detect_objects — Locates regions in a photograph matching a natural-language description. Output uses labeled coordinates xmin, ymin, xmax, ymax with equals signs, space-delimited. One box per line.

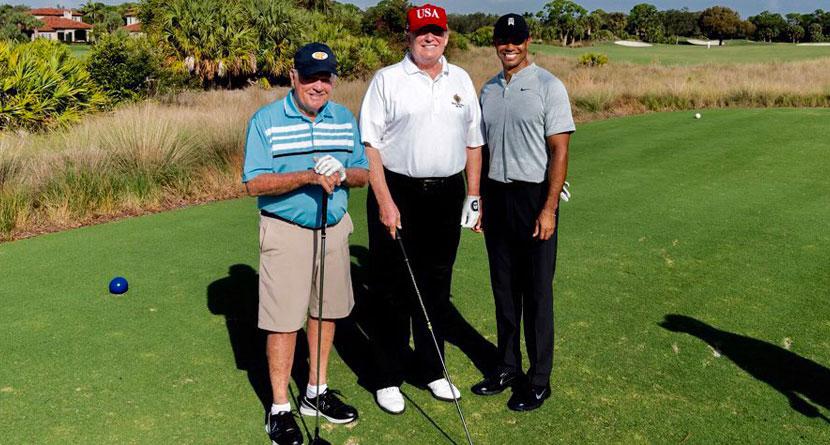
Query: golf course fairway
xmin=1 ymin=108 xmax=828 ymax=444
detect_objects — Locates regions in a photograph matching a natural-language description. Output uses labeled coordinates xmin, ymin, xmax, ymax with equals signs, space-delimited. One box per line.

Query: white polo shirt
xmin=359 ymin=54 xmax=485 ymax=178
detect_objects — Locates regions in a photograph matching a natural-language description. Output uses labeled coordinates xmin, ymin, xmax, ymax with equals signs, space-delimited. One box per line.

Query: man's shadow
xmin=207 ymin=264 xmax=310 ymax=411
xmin=660 ymin=314 xmax=830 ymax=422
xmin=334 ymin=246 xmax=498 ymax=393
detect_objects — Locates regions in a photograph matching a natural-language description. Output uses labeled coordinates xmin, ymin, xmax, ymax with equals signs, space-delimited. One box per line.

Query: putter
xmin=311 ymin=192 xmax=331 ymax=445
xmin=395 ymin=231 xmax=474 ymax=445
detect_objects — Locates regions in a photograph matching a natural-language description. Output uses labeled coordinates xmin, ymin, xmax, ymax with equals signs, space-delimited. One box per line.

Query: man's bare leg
xmin=307 ymin=317 xmax=335 ymax=387
xmin=267 ymin=331 xmax=297 ymax=404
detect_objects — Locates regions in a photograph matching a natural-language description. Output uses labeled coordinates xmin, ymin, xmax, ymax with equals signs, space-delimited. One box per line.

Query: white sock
xmin=270 ymin=402 xmax=291 ymax=415
xmin=307 ymin=383 xmax=328 ymax=399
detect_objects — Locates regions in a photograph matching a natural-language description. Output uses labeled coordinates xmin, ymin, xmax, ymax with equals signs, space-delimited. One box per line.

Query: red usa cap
xmin=407 ymin=4 xmax=447 ymax=32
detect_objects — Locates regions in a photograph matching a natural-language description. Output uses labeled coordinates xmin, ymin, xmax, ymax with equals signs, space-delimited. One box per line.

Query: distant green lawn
xmin=2 ymin=109 xmax=829 ymax=443
xmin=533 ymin=41 xmax=830 ymax=65
xmin=68 ymin=43 xmax=91 ymax=59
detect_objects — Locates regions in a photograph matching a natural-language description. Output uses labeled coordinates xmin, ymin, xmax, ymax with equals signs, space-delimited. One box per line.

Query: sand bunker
xmin=797 ymin=42 xmax=830 ymax=46
xmin=614 ymin=40 xmax=653 ymax=47
xmin=686 ymin=39 xmax=719 ymax=46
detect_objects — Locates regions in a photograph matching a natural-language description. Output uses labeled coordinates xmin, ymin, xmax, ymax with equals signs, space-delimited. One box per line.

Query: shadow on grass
xmin=400 ymin=389 xmax=459 ymax=445
xmin=206 ymin=264 xmax=310 ymax=412
xmin=334 ymin=245 xmax=498 ymax=394
xmin=660 ymin=314 xmax=830 ymax=423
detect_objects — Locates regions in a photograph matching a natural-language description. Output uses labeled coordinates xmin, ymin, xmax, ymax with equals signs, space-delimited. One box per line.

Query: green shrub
xmin=448 ymin=32 xmax=470 ymax=52
xmin=468 ymin=26 xmax=494 ymax=47
xmin=578 ymin=52 xmax=608 ymax=67
xmin=593 ymin=30 xmax=616 ymax=42
xmin=87 ymin=32 xmax=160 ymax=103
xmin=0 ymin=39 xmax=107 ymax=131
xmin=330 ymin=35 xmax=398 ymax=80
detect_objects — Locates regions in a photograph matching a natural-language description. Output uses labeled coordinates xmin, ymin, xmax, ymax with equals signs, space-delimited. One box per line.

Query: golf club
xmin=395 ymin=230 xmax=474 ymax=445
xmin=311 ymin=192 xmax=331 ymax=445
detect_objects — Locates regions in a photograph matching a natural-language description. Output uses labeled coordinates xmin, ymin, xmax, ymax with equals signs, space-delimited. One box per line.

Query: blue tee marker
xmin=109 ymin=277 xmax=129 ymax=295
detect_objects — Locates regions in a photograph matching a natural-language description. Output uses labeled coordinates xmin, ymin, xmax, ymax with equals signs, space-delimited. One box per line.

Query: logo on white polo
xmin=311 ymin=52 xmax=328 ymax=60
xmin=451 ymin=93 xmax=463 ymax=108
xmin=416 ymin=7 xmax=440 ymax=19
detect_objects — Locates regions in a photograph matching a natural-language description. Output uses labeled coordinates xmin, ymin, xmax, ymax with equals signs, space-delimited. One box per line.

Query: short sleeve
xmin=543 ymin=78 xmax=576 ymax=137
xmin=359 ymin=72 xmax=387 ymax=150
xmin=466 ymin=78 xmax=485 ymax=147
xmin=242 ymin=114 xmax=273 ymax=182
xmin=348 ymin=114 xmax=369 ymax=169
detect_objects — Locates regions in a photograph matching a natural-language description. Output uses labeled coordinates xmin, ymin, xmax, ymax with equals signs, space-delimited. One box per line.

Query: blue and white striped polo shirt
xmin=242 ymin=91 xmax=369 ymax=228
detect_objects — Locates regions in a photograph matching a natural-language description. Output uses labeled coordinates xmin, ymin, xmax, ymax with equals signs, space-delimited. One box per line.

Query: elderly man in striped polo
xmin=242 ymin=42 xmax=369 ymax=445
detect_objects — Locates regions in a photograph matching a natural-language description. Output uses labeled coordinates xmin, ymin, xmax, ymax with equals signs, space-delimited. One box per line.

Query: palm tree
xmin=158 ymin=0 xmax=257 ymax=87
xmin=243 ymin=0 xmax=303 ymax=80
xmin=79 ymin=0 xmax=105 ymax=24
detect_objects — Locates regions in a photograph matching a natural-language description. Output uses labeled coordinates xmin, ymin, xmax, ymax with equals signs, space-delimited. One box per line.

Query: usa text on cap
xmin=407 ymin=4 xmax=447 ymax=32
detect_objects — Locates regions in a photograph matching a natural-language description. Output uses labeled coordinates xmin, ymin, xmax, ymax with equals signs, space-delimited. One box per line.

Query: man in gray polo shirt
xmin=472 ymin=13 xmax=575 ymax=412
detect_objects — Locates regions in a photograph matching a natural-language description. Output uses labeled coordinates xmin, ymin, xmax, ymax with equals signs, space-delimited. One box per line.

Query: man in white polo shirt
xmin=359 ymin=3 xmax=484 ymax=414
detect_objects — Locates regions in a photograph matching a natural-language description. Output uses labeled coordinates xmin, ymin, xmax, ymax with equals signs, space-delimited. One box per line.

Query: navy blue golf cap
xmin=494 ymin=14 xmax=530 ymax=43
xmin=294 ymin=43 xmax=338 ymax=77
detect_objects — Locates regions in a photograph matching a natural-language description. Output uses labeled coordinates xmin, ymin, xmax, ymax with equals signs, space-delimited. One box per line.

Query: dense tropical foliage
xmin=0 ymin=40 xmax=106 ymax=131
xmin=139 ymin=0 xmax=397 ymax=87
xmin=0 ymin=5 xmax=42 ymax=42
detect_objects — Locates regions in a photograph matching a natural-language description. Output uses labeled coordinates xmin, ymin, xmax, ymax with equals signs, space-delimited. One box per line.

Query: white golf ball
xmin=695 ymin=113 xmax=701 ymax=119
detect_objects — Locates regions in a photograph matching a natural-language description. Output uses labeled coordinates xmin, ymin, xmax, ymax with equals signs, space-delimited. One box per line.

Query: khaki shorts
xmin=257 ymin=213 xmax=355 ymax=332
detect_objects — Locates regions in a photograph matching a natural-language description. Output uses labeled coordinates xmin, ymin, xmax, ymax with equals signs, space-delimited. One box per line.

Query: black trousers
xmin=367 ymin=170 xmax=465 ymax=389
xmin=483 ymin=179 xmax=558 ymax=387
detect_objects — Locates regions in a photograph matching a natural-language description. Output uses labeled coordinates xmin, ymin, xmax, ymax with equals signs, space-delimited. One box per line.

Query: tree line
xmin=449 ymin=1 xmax=830 ymax=46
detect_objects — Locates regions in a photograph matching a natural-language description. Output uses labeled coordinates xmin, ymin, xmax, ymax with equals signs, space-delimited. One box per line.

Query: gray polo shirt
xmin=480 ymin=63 xmax=575 ymax=183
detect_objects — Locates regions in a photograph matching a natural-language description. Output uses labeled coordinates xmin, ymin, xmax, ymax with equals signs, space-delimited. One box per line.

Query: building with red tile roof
xmin=24 ymin=9 xmax=91 ymax=43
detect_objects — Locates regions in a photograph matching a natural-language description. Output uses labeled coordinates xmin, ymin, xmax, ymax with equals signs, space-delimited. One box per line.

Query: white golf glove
xmin=560 ymin=181 xmax=571 ymax=202
xmin=313 ymin=155 xmax=346 ymax=181
xmin=460 ymin=195 xmax=481 ymax=228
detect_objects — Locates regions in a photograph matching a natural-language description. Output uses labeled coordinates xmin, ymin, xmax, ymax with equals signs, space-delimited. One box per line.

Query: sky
xmin=14 ymin=0 xmax=830 ymax=18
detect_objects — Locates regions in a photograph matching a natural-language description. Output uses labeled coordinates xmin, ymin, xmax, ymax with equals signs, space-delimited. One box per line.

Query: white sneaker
xmin=427 ymin=378 xmax=461 ymax=402
xmin=375 ymin=386 xmax=405 ymax=414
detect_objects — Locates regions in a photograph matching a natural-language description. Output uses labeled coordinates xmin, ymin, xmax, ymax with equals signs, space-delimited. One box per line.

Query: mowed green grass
xmin=533 ymin=41 xmax=830 ymax=65
xmin=68 ymin=44 xmax=91 ymax=59
xmin=2 ymin=108 xmax=829 ymax=444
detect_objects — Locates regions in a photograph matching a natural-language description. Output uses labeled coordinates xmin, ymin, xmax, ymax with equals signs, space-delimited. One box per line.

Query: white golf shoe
xmin=376 ymin=386 xmax=405 ymax=414
xmin=427 ymin=378 xmax=461 ymax=402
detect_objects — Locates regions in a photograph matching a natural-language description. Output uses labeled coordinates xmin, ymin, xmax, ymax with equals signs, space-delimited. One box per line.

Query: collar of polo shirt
xmin=499 ymin=62 xmax=536 ymax=84
xmin=403 ymin=53 xmax=450 ymax=77
xmin=284 ymin=89 xmax=334 ymax=121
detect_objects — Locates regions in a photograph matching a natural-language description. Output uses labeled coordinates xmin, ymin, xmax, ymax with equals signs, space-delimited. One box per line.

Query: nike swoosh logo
xmin=521 ymin=88 xmax=531 ymax=91
xmin=535 ymin=390 xmax=546 ymax=400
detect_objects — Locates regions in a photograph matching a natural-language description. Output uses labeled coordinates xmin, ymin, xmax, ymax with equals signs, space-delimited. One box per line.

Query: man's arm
xmin=365 ymin=144 xmax=400 ymax=238
xmin=343 ymin=168 xmax=369 ymax=188
xmin=465 ymin=146 xmax=482 ymax=196
xmin=533 ymin=133 xmax=570 ymax=240
xmin=246 ymin=170 xmax=339 ymax=196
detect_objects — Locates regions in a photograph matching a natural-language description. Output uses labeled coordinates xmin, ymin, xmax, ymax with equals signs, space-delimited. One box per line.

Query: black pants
xmin=483 ymin=179 xmax=558 ymax=387
xmin=367 ymin=169 xmax=465 ymax=389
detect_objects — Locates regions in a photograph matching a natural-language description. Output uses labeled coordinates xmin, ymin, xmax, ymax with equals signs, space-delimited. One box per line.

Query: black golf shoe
xmin=265 ymin=411 xmax=303 ymax=445
xmin=299 ymin=389 xmax=359 ymax=424
xmin=471 ymin=372 xmax=519 ymax=396
xmin=507 ymin=382 xmax=551 ymax=412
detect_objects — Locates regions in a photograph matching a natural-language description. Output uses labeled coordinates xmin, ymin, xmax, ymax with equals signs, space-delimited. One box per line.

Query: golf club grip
xmin=320 ymin=191 xmax=328 ymax=235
